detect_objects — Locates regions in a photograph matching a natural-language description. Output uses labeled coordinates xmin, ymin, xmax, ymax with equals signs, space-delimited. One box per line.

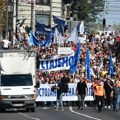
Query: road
xmin=0 ymin=106 xmax=120 ymax=120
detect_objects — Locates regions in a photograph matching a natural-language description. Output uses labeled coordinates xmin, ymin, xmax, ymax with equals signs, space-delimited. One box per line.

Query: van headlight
xmin=0 ymin=95 xmax=11 ymax=99
xmin=25 ymin=94 xmax=35 ymax=99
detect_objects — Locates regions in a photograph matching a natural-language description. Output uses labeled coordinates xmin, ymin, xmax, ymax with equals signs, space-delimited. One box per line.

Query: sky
xmin=104 ymin=0 xmax=120 ymax=25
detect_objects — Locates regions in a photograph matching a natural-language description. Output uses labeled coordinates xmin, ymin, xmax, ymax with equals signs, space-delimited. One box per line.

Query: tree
xmin=0 ymin=0 xmax=6 ymax=38
xmin=62 ymin=0 xmax=105 ymax=23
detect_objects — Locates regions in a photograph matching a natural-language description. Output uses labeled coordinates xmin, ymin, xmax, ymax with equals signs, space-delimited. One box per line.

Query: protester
xmin=112 ymin=78 xmax=120 ymax=112
xmin=104 ymin=76 xmax=113 ymax=109
xmin=91 ymin=77 xmax=98 ymax=109
xmin=55 ymin=78 xmax=64 ymax=111
xmin=1 ymin=19 xmax=120 ymax=112
xmin=94 ymin=78 xmax=106 ymax=112
xmin=76 ymin=77 xmax=87 ymax=110
xmin=2 ymin=37 xmax=11 ymax=49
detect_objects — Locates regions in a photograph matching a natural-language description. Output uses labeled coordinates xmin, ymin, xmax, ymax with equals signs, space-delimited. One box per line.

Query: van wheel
xmin=31 ymin=107 xmax=35 ymax=112
xmin=26 ymin=108 xmax=29 ymax=112
xmin=0 ymin=108 xmax=5 ymax=112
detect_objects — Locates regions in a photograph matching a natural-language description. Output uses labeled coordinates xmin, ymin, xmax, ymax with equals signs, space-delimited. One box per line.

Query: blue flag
xmin=108 ymin=54 xmax=114 ymax=78
xmin=77 ymin=22 xmax=80 ymax=32
xmin=52 ymin=23 xmax=64 ymax=35
xmin=28 ymin=31 xmax=39 ymax=47
xmin=53 ymin=15 xmax=66 ymax=27
xmin=35 ymin=21 xmax=52 ymax=35
xmin=28 ymin=31 xmax=52 ymax=47
xmin=69 ymin=42 xmax=80 ymax=74
xmin=40 ymin=33 xmax=52 ymax=47
xmin=84 ymin=49 xmax=91 ymax=81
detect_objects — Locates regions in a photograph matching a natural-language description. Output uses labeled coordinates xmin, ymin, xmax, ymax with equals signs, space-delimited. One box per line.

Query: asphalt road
xmin=0 ymin=106 xmax=120 ymax=120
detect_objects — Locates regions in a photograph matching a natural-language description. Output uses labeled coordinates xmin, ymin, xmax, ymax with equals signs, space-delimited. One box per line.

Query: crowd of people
xmin=0 ymin=26 xmax=120 ymax=113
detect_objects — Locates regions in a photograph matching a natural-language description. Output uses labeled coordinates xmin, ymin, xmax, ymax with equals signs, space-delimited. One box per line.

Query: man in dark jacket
xmin=55 ymin=79 xmax=64 ymax=111
xmin=76 ymin=78 xmax=87 ymax=110
xmin=104 ymin=77 xmax=113 ymax=109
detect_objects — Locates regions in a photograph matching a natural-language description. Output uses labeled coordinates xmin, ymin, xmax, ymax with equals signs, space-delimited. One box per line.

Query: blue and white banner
xmin=39 ymin=54 xmax=74 ymax=71
xmin=35 ymin=83 xmax=94 ymax=101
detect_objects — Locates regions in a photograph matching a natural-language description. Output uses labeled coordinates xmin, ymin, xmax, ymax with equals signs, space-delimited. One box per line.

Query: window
xmin=36 ymin=14 xmax=50 ymax=26
xmin=36 ymin=0 xmax=50 ymax=5
xmin=1 ymin=74 xmax=33 ymax=86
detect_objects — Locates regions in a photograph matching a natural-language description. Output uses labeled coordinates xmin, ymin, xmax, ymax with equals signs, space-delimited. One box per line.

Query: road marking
xmin=19 ymin=112 xmax=40 ymax=120
xmin=69 ymin=106 xmax=102 ymax=120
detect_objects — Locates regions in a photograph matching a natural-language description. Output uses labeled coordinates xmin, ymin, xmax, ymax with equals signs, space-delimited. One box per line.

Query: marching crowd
xmin=1 ymin=27 xmax=120 ymax=113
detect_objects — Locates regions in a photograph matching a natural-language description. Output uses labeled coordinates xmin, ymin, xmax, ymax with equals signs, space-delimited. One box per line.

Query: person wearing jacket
xmin=76 ymin=78 xmax=87 ymax=110
xmin=104 ymin=77 xmax=113 ymax=109
xmin=55 ymin=79 xmax=64 ymax=111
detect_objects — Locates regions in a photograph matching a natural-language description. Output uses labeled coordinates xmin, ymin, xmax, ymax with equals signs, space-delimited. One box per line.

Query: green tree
xmin=0 ymin=0 xmax=6 ymax=38
xmin=62 ymin=0 xmax=105 ymax=22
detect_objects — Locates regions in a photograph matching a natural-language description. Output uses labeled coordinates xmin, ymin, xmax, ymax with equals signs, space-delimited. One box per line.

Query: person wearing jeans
xmin=55 ymin=79 xmax=64 ymax=111
xmin=76 ymin=78 xmax=87 ymax=110
xmin=112 ymin=78 xmax=120 ymax=112
xmin=56 ymin=93 xmax=63 ymax=111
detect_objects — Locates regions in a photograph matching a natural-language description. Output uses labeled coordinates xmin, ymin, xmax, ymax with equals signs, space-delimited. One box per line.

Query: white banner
xmin=58 ymin=47 xmax=74 ymax=55
xmin=35 ymin=83 xmax=94 ymax=101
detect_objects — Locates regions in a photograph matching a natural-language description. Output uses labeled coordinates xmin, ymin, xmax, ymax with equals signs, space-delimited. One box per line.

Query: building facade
xmin=12 ymin=0 xmax=62 ymax=32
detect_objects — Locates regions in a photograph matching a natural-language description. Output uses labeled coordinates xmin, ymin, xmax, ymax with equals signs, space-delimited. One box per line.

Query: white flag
xmin=66 ymin=28 xmax=78 ymax=43
xmin=98 ymin=59 xmax=103 ymax=73
xmin=90 ymin=68 xmax=97 ymax=78
xmin=54 ymin=28 xmax=59 ymax=43
xmin=80 ymin=21 xmax=84 ymax=35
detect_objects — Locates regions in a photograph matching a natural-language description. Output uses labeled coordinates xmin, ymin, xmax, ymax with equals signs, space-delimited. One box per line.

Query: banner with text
xmin=35 ymin=83 xmax=94 ymax=101
xmin=39 ymin=54 xmax=74 ymax=71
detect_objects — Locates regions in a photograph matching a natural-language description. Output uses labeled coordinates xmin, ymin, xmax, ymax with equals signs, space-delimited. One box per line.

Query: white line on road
xmin=69 ymin=106 xmax=102 ymax=120
xmin=19 ymin=112 xmax=40 ymax=120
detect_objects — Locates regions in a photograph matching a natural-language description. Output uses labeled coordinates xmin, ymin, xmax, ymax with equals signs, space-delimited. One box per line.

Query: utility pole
xmin=16 ymin=0 xmax=18 ymax=39
xmin=6 ymin=0 xmax=8 ymax=38
xmin=30 ymin=0 xmax=35 ymax=33
xmin=103 ymin=0 xmax=107 ymax=33
xmin=50 ymin=0 xmax=52 ymax=26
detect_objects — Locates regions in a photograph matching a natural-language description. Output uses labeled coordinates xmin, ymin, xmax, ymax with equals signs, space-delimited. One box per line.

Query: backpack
xmin=62 ymin=82 xmax=68 ymax=93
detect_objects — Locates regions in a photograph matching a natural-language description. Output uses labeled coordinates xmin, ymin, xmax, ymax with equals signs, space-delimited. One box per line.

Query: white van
xmin=0 ymin=50 xmax=36 ymax=112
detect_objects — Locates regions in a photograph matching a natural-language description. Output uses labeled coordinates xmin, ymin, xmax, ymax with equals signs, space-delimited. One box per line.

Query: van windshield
xmin=1 ymin=74 xmax=33 ymax=86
